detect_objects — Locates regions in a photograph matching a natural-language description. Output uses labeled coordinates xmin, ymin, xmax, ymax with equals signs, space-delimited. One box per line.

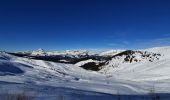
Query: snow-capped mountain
xmin=1 ymin=46 xmax=170 ymax=99
xmin=31 ymin=48 xmax=47 ymax=56
xmin=14 ymin=49 xmax=90 ymax=57
xmin=65 ymin=50 xmax=89 ymax=56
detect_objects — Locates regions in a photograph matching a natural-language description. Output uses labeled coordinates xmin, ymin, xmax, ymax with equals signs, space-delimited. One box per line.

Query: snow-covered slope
xmin=0 ymin=52 xmax=117 ymax=95
xmin=1 ymin=46 xmax=170 ymax=98
xmin=75 ymin=59 xmax=100 ymax=67
xmin=100 ymin=49 xmax=124 ymax=56
xmin=101 ymin=50 xmax=162 ymax=74
xmin=145 ymin=46 xmax=170 ymax=59
xmin=100 ymin=46 xmax=170 ymax=85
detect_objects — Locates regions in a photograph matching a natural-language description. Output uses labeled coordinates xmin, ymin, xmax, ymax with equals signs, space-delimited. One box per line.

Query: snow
xmin=100 ymin=49 xmax=124 ymax=56
xmin=75 ymin=59 xmax=100 ymax=66
xmin=1 ymin=46 xmax=170 ymax=99
xmin=32 ymin=49 xmax=89 ymax=57
xmin=31 ymin=48 xmax=47 ymax=56
xmin=145 ymin=46 xmax=170 ymax=59
xmin=15 ymin=49 xmax=90 ymax=58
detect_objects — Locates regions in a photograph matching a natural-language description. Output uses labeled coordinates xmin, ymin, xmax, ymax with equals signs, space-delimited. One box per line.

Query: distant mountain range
xmin=8 ymin=47 xmax=163 ymax=71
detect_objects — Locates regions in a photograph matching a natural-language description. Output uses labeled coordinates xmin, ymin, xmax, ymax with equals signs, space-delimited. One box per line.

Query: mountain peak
xmin=31 ymin=48 xmax=47 ymax=56
xmin=36 ymin=48 xmax=45 ymax=52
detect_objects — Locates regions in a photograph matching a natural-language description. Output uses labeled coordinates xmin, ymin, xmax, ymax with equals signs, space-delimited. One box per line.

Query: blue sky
xmin=0 ymin=0 xmax=170 ymax=51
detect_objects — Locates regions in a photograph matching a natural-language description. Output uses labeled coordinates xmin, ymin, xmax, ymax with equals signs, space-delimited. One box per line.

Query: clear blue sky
xmin=0 ymin=0 xmax=170 ymax=51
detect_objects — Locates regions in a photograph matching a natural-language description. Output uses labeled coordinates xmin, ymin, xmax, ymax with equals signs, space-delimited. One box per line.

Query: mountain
xmin=1 ymin=46 xmax=170 ymax=99
xmin=15 ymin=49 xmax=90 ymax=57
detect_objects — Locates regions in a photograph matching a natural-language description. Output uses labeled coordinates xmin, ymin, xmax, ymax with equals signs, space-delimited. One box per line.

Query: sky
xmin=0 ymin=0 xmax=170 ymax=51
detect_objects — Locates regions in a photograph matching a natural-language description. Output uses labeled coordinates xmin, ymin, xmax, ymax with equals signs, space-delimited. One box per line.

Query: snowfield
xmin=0 ymin=46 xmax=170 ymax=99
